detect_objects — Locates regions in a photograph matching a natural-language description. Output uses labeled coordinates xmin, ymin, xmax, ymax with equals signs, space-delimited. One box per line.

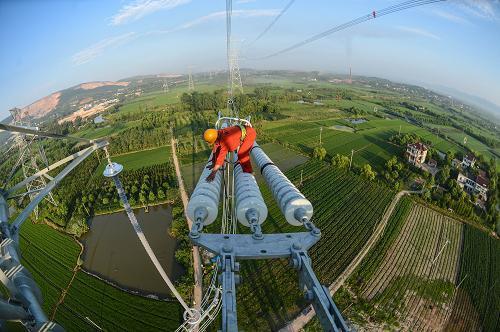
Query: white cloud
xmin=397 ymin=26 xmax=441 ymax=40
xmin=73 ymin=9 xmax=278 ymax=65
xmin=457 ymin=0 xmax=499 ymax=20
xmin=110 ymin=0 xmax=191 ymax=26
xmin=149 ymin=9 xmax=279 ymax=34
xmin=432 ymin=9 xmax=471 ymax=25
xmin=72 ymin=32 xmax=137 ymax=65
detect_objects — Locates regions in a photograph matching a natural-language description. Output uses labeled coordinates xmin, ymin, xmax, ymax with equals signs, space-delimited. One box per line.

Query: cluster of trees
xmin=389 ymin=133 xmax=431 ymax=147
xmin=86 ymin=163 xmax=177 ymax=212
xmin=318 ymin=151 xmax=377 ymax=181
xmin=169 ymin=206 xmax=194 ymax=299
xmin=382 ymin=156 xmax=406 ymax=190
xmin=312 ymin=146 xmax=327 ymax=161
xmin=341 ymin=106 xmax=367 ymax=117
xmin=108 ymin=111 xmax=174 ymax=154
xmin=331 ymin=154 xmax=350 ymax=169
xmin=37 ymin=155 xmax=100 ymax=236
xmin=35 ymin=158 xmax=177 ymax=236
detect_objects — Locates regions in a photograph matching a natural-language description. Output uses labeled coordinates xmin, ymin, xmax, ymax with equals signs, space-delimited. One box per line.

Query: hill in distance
xmin=2 ymin=70 xmax=499 ymax=128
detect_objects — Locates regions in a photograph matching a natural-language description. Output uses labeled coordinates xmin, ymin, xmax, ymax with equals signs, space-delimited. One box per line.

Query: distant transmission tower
xmin=229 ymin=43 xmax=243 ymax=94
xmin=8 ymin=108 xmax=56 ymax=219
xmin=348 ymin=66 xmax=352 ymax=84
xmin=188 ymin=67 xmax=195 ymax=92
xmin=163 ymin=80 xmax=169 ymax=93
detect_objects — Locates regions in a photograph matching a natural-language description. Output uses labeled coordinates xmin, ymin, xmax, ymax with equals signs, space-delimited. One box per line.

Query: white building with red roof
xmin=457 ymin=170 xmax=490 ymax=202
xmin=405 ymin=142 xmax=428 ymax=165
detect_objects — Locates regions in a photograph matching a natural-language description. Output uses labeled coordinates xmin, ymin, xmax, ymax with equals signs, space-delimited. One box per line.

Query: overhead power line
xmin=257 ymin=0 xmax=447 ymax=60
xmin=248 ymin=0 xmax=295 ymax=46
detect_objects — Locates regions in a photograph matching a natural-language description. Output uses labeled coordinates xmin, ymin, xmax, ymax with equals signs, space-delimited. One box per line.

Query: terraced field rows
xmin=236 ymin=160 xmax=395 ymax=331
xmin=19 ymin=220 xmax=183 ymax=331
xmin=446 ymin=224 xmax=500 ymax=332
xmin=362 ymin=205 xmax=462 ymax=299
xmin=347 ymin=203 xmax=464 ymax=331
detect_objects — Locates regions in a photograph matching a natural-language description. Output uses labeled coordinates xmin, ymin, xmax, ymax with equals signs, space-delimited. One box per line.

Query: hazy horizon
xmin=1 ymin=0 xmax=500 ymax=118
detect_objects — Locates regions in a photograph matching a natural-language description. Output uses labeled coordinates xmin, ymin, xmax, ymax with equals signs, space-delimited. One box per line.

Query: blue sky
xmin=0 ymin=0 xmax=499 ymax=119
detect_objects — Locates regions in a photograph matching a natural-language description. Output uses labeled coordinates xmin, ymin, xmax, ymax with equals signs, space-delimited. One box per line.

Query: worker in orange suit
xmin=203 ymin=124 xmax=256 ymax=182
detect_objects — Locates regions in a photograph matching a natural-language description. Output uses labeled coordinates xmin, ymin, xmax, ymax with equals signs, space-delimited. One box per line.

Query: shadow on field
xmin=297 ymin=143 xmax=313 ymax=156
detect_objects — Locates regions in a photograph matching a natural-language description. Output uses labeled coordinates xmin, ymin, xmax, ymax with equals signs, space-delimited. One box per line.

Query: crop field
xmin=74 ymin=121 xmax=140 ymax=139
xmin=58 ymin=271 xmax=182 ymax=331
xmin=344 ymin=199 xmax=500 ymax=331
xmin=262 ymin=116 xmax=465 ymax=172
xmin=118 ymin=84 xmax=224 ymax=116
xmin=351 ymin=203 xmax=463 ymax=330
xmin=19 ymin=220 xmax=81 ymax=313
xmin=94 ymin=145 xmax=171 ymax=175
xmin=18 ymin=220 xmax=183 ymax=331
xmin=446 ymin=224 xmax=500 ymax=332
xmin=426 ymin=124 xmax=498 ymax=161
xmin=235 ymin=160 xmax=395 ymax=330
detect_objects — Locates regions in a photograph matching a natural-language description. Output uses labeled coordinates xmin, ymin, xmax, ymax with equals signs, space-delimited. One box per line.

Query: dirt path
xmin=50 ymin=238 xmax=84 ymax=320
xmin=170 ymin=137 xmax=203 ymax=320
xmin=280 ymin=189 xmax=422 ymax=331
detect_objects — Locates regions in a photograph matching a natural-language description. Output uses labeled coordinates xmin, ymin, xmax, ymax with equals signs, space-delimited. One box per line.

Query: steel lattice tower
xmin=162 ymin=80 xmax=169 ymax=93
xmin=9 ymin=108 xmax=56 ymax=219
xmin=229 ymin=44 xmax=243 ymax=94
xmin=188 ymin=67 xmax=195 ymax=92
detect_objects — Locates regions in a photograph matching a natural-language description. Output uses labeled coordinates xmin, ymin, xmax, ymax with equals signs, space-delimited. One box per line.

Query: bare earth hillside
xmin=20 ymin=92 xmax=61 ymax=119
xmin=75 ymin=81 xmax=129 ymax=90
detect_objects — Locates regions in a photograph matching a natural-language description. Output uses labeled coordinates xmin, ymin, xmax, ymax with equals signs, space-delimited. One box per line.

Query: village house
xmin=457 ymin=170 xmax=489 ymax=203
xmin=462 ymin=153 xmax=476 ymax=168
xmin=405 ymin=142 xmax=428 ymax=165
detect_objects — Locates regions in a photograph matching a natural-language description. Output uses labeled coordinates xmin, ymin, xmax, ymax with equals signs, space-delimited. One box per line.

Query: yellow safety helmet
xmin=203 ymin=129 xmax=218 ymax=145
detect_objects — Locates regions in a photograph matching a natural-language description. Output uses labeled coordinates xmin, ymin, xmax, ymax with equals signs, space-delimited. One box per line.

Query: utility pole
xmin=300 ymin=169 xmax=303 ymax=186
xmin=398 ymin=125 xmax=402 ymax=136
xmin=319 ymin=127 xmax=323 ymax=146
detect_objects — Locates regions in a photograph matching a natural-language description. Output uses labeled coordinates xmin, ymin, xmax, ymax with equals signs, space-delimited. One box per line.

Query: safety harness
xmin=235 ymin=124 xmax=247 ymax=154
xmin=237 ymin=123 xmax=247 ymax=142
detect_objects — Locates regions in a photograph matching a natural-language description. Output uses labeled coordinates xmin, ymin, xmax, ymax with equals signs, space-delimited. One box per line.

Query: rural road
xmin=280 ymin=189 xmax=422 ymax=331
xmin=171 ymin=137 xmax=203 ymax=325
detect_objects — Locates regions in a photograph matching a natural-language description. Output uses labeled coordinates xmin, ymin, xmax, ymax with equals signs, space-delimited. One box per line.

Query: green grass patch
xmin=94 ymin=145 xmax=172 ymax=175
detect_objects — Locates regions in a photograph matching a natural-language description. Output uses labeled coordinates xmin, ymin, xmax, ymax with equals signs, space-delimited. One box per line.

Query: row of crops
xmin=355 ymin=204 xmax=461 ymax=328
xmin=344 ymin=198 xmax=500 ymax=332
xmin=354 ymin=204 xmax=462 ymax=330
xmin=19 ymin=220 xmax=183 ymax=331
xmin=262 ymin=116 xmax=464 ymax=171
xmin=235 ymin=160 xmax=395 ymax=331
xmin=446 ymin=224 xmax=500 ymax=332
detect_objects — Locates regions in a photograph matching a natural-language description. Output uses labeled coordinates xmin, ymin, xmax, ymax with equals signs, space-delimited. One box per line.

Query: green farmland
xmin=94 ymin=145 xmax=171 ymax=175
xmin=263 ymin=116 xmax=461 ymax=172
xmin=235 ymin=160 xmax=395 ymax=330
xmin=19 ymin=220 xmax=182 ymax=331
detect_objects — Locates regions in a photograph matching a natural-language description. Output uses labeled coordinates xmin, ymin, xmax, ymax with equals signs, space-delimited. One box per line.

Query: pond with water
xmin=82 ymin=204 xmax=184 ymax=297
